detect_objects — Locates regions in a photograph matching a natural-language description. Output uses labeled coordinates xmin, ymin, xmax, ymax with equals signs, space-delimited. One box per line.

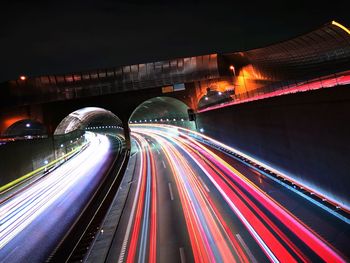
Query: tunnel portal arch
xmin=129 ymin=97 xmax=195 ymax=129
xmin=3 ymin=119 xmax=47 ymax=138
xmin=54 ymin=107 xmax=123 ymax=135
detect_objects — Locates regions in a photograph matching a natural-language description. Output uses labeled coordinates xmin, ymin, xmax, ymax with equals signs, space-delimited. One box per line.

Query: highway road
xmin=0 ymin=132 xmax=120 ymax=263
xmin=109 ymin=124 xmax=349 ymax=263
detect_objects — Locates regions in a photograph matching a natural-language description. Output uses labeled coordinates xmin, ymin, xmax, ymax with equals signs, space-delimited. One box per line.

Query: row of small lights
xmin=43 ymin=137 xmax=82 ymax=166
xmin=129 ymin=118 xmax=186 ymax=124
xmin=85 ymin=125 xmax=122 ymax=130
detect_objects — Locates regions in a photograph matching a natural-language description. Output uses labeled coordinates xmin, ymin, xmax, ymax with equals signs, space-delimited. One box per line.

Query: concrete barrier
xmin=196 ymin=85 xmax=350 ymax=208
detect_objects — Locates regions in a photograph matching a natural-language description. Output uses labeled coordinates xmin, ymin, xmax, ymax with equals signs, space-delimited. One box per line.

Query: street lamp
xmin=229 ymin=65 xmax=236 ymax=77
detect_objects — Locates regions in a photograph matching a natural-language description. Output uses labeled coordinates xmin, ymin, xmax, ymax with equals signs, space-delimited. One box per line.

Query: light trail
xmin=139 ymin=123 xmax=350 ymax=216
xmin=0 ymin=132 xmax=110 ymax=251
xmin=127 ymin=124 xmax=347 ymax=262
xmin=124 ymin=133 xmax=157 ymax=263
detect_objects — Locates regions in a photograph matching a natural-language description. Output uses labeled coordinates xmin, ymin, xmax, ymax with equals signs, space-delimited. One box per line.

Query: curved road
xmin=108 ymin=124 xmax=349 ymax=263
xmin=0 ymin=132 xmax=120 ymax=263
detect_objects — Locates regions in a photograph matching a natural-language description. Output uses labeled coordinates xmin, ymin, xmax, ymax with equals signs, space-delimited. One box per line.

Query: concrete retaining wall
xmin=0 ymin=130 xmax=84 ymax=187
xmin=196 ymin=85 xmax=350 ymax=208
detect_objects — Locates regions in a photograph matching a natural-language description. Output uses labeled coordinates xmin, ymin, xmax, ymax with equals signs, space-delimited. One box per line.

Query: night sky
xmin=1 ymin=0 xmax=349 ymax=82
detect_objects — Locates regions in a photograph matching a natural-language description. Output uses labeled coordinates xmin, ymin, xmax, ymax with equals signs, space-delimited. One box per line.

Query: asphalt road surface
xmin=108 ymin=124 xmax=349 ymax=263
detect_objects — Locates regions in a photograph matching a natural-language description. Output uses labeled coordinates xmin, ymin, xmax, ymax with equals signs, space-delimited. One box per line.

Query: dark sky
xmin=1 ymin=0 xmax=349 ymax=82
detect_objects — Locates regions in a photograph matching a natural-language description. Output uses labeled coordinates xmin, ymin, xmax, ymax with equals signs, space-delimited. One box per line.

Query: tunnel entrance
xmin=54 ymin=107 xmax=124 ymax=136
xmin=3 ymin=119 xmax=47 ymax=139
xmin=54 ymin=107 xmax=126 ymax=149
xmin=129 ymin=97 xmax=195 ymax=130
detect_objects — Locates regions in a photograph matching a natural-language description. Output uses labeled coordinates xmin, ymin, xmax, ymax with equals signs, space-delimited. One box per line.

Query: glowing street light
xmin=25 ymin=123 xmax=31 ymax=128
xmin=19 ymin=75 xmax=26 ymax=81
xmin=229 ymin=65 xmax=236 ymax=76
xmin=205 ymin=97 xmax=208 ymax=101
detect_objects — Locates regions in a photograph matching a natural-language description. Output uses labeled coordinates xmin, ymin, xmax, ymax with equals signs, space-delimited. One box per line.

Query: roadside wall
xmin=196 ymin=85 xmax=350 ymax=208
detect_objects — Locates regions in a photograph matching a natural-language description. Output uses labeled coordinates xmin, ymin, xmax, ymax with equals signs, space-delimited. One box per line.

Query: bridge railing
xmin=0 ymin=54 xmax=220 ymax=108
xmin=198 ymin=70 xmax=350 ymax=112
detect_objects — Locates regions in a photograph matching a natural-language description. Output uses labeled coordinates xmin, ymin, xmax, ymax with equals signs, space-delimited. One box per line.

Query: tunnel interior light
xmin=25 ymin=123 xmax=31 ymax=128
xmin=181 ymin=118 xmax=184 ymax=121
xmin=199 ymin=128 xmax=204 ymax=133
xmin=60 ymin=144 xmax=64 ymax=148
xmin=173 ymin=118 xmax=176 ymax=121
xmin=166 ymin=118 xmax=169 ymax=121
xmin=205 ymin=97 xmax=208 ymax=101
xmin=44 ymin=160 xmax=48 ymax=165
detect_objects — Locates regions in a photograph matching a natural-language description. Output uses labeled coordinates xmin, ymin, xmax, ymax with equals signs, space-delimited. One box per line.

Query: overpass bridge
xmin=0 ymin=21 xmax=349 ymax=134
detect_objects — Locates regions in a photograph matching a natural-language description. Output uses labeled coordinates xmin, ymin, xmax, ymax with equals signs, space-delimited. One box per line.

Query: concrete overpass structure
xmin=0 ymin=21 xmax=349 ymax=135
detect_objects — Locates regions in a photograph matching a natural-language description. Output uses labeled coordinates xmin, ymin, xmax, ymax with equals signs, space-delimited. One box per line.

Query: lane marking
xmin=179 ymin=247 xmax=186 ymax=263
xmin=157 ymin=149 xmax=160 ymax=155
xmin=235 ymin=234 xmax=258 ymax=263
xmin=117 ymin=141 xmax=144 ymax=263
xmin=168 ymin=183 xmax=174 ymax=201
xmin=198 ymin=176 xmax=210 ymax=192
xmin=162 ymin=160 xmax=166 ymax=169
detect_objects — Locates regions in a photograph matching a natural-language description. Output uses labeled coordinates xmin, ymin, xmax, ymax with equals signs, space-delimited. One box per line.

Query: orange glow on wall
xmin=0 ymin=116 xmax=28 ymax=135
xmin=4 ymin=117 xmax=25 ymax=127
xmin=233 ymin=65 xmax=272 ymax=95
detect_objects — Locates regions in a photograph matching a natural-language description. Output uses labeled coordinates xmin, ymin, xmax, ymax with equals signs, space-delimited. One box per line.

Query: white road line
xmin=179 ymin=247 xmax=186 ymax=263
xmin=235 ymin=234 xmax=258 ymax=263
xmin=162 ymin=160 xmax=166 ymax=169
xmin=198 ymin=176 xmax=210 ymax=192
xmin=117 ymin=141 xmax=144 ymax=263
xmin=157 ymin=149 xmax=160 ymax=155
xmin=168 ymin=183 xmax=174 ymax=201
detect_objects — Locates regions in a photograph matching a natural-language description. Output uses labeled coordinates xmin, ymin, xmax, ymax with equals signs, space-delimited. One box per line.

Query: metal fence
xmin=199 ymin=70 xmax=350 ymax=112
